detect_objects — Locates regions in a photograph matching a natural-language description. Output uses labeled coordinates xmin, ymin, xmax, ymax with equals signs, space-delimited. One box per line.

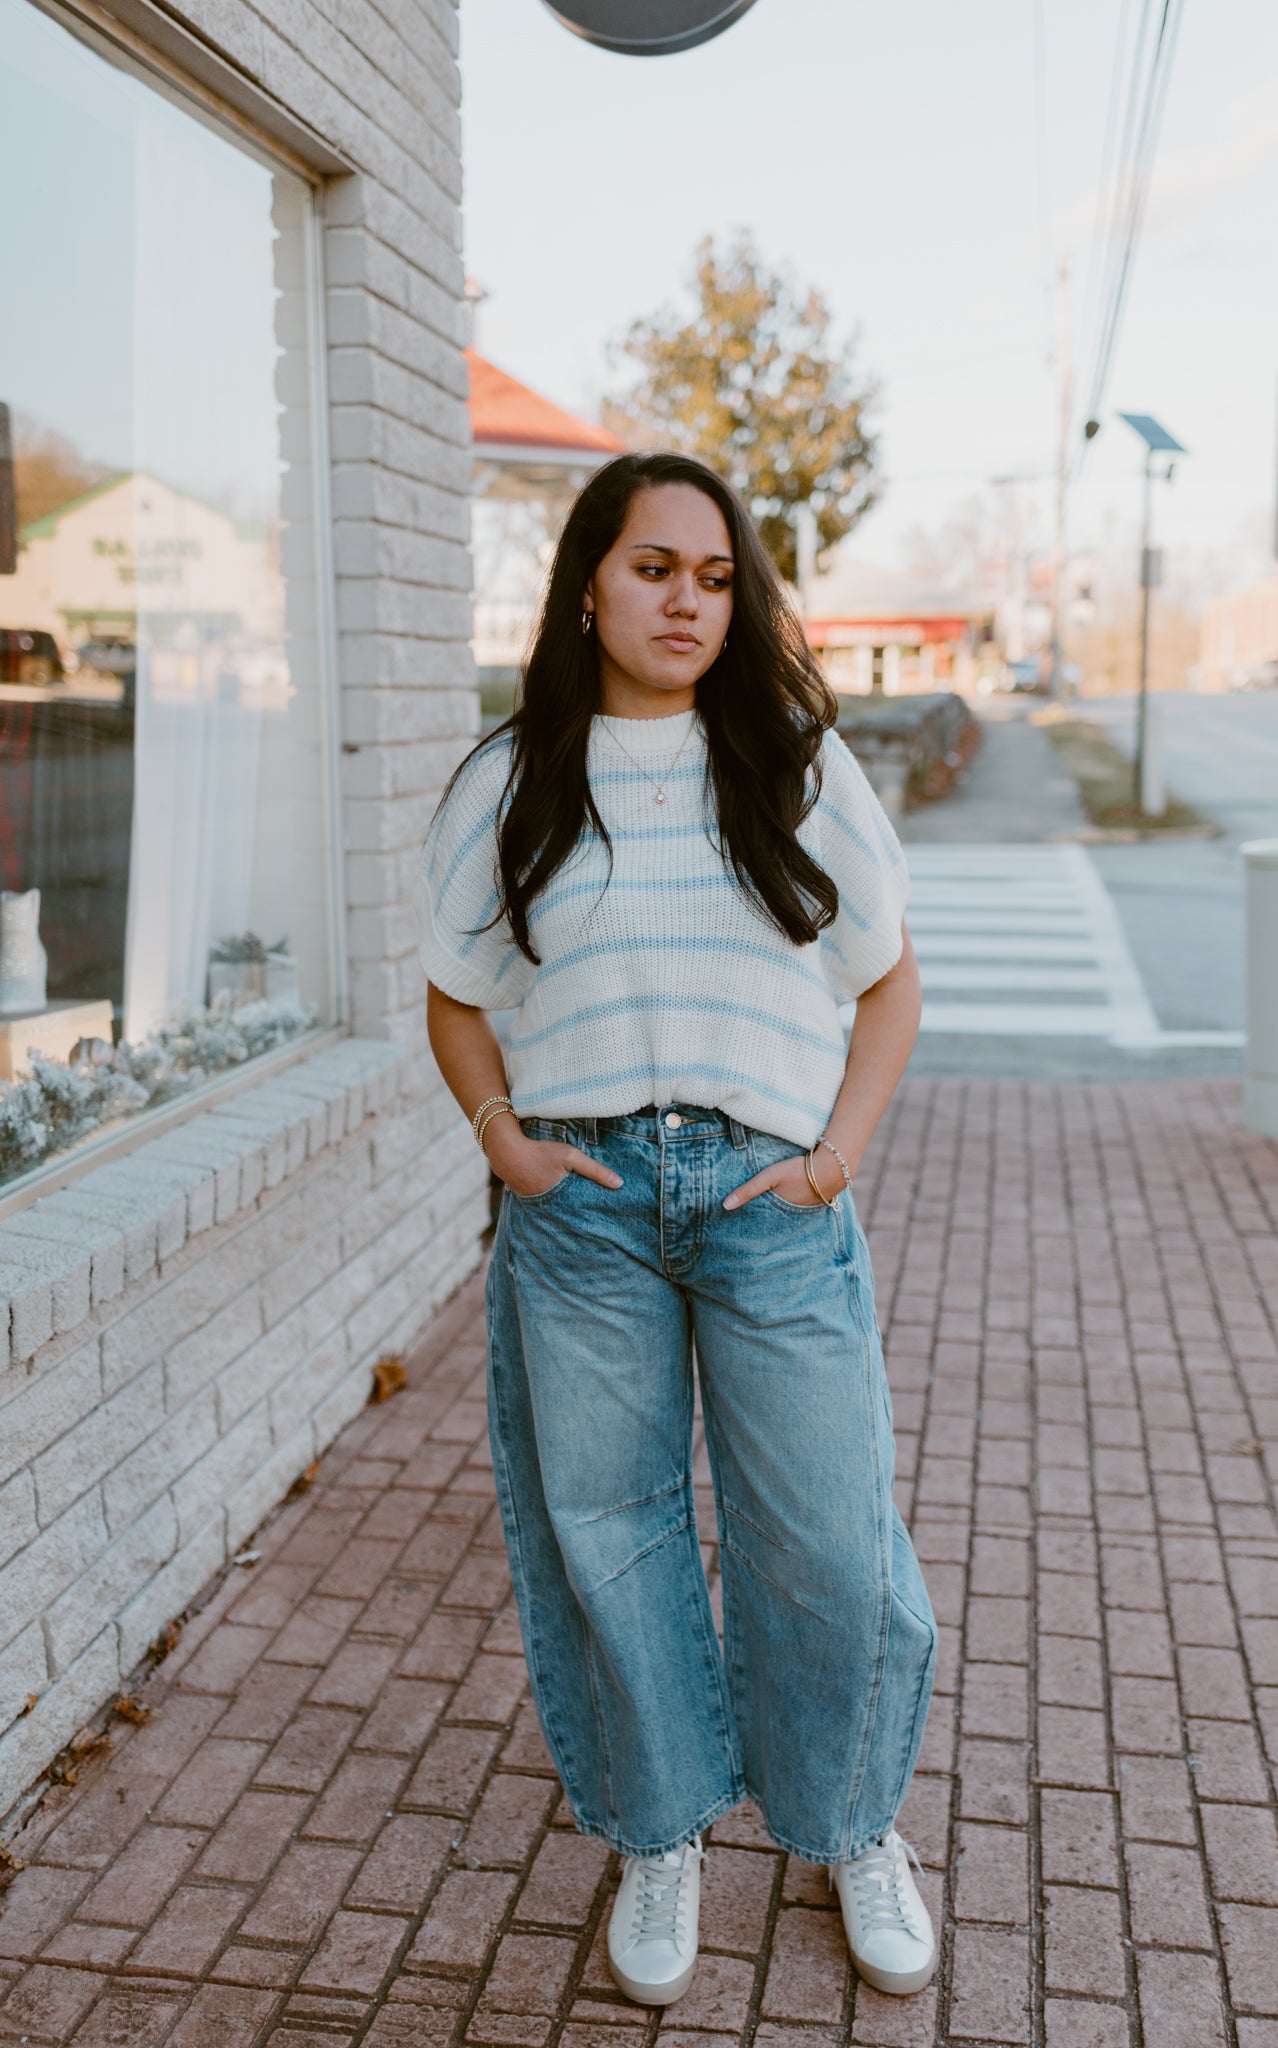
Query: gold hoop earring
xmin=582 ymin=609 xmax=594 ymax=637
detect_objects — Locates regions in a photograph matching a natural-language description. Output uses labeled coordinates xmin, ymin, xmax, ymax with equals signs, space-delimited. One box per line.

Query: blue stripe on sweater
xmin=530 ymin=932 xmax=833 ymax=997
xmin=509 ymin=992 xmax=844 ymax=1058
xmin=514 ymin=1061 xmax=832 ymax=1120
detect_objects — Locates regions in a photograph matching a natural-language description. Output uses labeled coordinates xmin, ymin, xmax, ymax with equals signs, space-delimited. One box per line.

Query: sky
xmin=460 ymin=0 xmax=1278 ymax=601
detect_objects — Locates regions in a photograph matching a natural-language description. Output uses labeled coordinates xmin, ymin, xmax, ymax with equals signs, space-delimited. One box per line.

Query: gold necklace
xmin=600 ymin=715 xmax=696 ymax=806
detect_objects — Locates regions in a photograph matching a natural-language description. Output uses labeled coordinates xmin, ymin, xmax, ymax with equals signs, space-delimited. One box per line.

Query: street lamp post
xmin=1118 ymin=413 xmax=1186 ymax=812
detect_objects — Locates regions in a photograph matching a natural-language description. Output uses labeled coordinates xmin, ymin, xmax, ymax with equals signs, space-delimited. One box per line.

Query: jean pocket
xmin=511 ymin=1170 xmax=575 ymax=1207
xmin=748 ymin=1131 xmax=829 ymax=1216
xmin=762 ymin=1187 xmax=829 ymax=1216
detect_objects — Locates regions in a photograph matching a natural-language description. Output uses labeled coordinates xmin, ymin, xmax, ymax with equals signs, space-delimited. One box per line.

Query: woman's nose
xmin=666 ymin=576 xmax=699 ymax=616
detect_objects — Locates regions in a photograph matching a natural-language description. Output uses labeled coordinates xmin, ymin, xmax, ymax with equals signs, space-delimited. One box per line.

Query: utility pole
xmin=1134 ymin=446 xmax=1154 ymax=807
xmin=1119 ymin=413 xmax=1185 ymax=810
xmin=1048 ymin=259 xmax=1072 ymax=698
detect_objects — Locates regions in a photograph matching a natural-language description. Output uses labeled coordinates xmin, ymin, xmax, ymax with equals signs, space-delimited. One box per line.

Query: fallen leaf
xmin=287 ymin=1460 xmax=321 ymax=1500
xmin=369 ymin=1353 xmax=407 ymax=1403
xmin=70 ymin=1728 xmax=111 ymax=1763
xmin=0 ymin=1849 xmax=27 ymax=1892
xmin=150 ymin=1620 xmax=182 ymax=1663
xmin=22 ymin=1693 xmax=37 ymax=1716
xmin=113 ymin=1694 xmax=152 ymax=1727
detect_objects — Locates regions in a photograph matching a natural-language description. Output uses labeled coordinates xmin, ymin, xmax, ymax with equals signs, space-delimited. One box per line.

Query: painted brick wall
xmin=0 ymin=1044 xmax=490 ymax=1814
xmin=0 ymin=0 xmax=485 ymax=1816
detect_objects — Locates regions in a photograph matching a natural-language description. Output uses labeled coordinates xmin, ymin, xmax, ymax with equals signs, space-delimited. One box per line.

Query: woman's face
xmin=586 ymin=483 xmax=735 ymax=715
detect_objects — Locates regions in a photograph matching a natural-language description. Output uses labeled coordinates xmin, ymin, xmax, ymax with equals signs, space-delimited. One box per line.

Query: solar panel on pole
xmin=541 ymin=0 xmax=759 ymax=55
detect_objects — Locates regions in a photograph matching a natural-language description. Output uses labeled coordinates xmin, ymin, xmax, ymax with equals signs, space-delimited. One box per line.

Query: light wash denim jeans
xmin=485 ymin=1103 xmax=937 ymax=1863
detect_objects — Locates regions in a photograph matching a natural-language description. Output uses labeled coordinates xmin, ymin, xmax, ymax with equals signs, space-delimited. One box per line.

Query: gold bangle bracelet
xmin=804 ymin=1148 xmax=839 ymax=1207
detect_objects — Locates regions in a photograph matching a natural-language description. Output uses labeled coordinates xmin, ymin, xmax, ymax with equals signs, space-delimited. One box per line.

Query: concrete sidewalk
xmin=1 ymin=1076 xmax=1276 ymax=2048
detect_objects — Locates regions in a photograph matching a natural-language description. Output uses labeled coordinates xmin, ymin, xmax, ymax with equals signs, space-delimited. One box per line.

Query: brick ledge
xmin=0 ymin=1036 xmax=409 ymax=1371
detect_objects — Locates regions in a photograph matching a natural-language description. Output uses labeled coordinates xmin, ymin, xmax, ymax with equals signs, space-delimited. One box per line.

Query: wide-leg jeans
xmin=485 ymin=1104 xmax=937 ymax=1863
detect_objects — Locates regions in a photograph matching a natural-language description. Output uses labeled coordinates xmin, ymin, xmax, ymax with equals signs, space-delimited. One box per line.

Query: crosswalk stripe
xmin=841 ymin=843 xmax=1180 ymax=1043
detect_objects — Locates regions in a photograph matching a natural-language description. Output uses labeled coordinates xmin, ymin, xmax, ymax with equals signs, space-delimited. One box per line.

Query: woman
xmin=417 ymin=452 xmax=938 ymax=2008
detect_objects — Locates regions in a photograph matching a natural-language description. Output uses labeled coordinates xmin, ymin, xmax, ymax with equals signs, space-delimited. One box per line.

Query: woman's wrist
xmin=816 ymin=1133 xmax=857 ymax=1198
xmin=482 ymin=1113 xmax=528 ymax=1172
xmin=804 ymin=1147 xmax=842 ymax=1202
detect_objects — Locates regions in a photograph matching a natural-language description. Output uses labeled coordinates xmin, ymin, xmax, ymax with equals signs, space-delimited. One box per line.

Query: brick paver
xmin=1 ymin=1075 xmax=1275 ymax=2047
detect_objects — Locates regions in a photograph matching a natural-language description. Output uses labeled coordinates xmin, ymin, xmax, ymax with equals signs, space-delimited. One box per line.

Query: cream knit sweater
xmin=416 ymin=709 xmax=909 ymax=1147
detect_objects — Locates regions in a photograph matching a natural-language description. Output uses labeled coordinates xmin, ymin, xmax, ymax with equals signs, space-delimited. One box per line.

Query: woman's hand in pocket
xmin=484 ymin=1119 xmax=622 ymax=1198
xmin=723 ymin=1149 xmax=835 ymax=1210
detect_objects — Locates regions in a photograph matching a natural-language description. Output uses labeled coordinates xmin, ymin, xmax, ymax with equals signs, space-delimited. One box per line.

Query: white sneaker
xmin=829 ymin=1829 xmax=937 ymax=1996
xmin=607 ymin=1834 xmax=703 ymax=2005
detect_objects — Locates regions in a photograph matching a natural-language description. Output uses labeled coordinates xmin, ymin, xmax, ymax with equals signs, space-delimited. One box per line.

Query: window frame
xmin=1 ymin=0 xmax=350 ymax=1215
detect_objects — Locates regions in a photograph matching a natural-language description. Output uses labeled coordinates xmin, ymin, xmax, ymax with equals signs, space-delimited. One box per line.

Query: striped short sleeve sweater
xmin=415 ymin=708 xmax=910 ymax=1148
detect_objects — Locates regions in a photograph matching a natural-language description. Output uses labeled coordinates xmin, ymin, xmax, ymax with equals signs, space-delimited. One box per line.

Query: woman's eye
xmin=704 ymin=577 xmax=731 ymax=591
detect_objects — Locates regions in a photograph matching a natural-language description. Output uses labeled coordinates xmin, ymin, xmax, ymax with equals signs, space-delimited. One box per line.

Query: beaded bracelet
xmin=476 ymin=1104 xmax=518 ymax=1153
xmin=471 ymin=1094 xmax=513 ymax=1141
xmin=816 ymin=1136 xmax=855 ymax=1199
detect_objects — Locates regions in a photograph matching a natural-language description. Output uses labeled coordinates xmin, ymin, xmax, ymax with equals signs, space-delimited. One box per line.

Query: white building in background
xmin=1199 ymin=573 xmax=1278 ymax=691
xmin=804 ymin=555 xmax=994 ymax=695
xmin=0 ymin=471 xmax=287 ymax=704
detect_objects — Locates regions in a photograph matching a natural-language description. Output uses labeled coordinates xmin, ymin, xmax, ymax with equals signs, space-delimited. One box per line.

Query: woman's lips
xmin=658 ymin=633 xmax=699 ymax=649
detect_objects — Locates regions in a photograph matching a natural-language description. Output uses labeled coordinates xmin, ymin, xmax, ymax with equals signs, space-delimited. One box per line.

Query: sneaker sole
xmin=607 ymin=1956 xmax=697 ymax=2006
xmin=851 ymin=1951 xmax=938 ymax=1997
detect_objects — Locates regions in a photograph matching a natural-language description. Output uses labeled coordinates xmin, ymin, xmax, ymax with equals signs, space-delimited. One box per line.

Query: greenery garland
xmin=0 ymin=994 xmax=318 ymax=1185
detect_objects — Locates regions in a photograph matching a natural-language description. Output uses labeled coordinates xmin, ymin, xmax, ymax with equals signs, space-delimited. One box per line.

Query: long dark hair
xmin=457 ymin=451 xmax=840 ymax=963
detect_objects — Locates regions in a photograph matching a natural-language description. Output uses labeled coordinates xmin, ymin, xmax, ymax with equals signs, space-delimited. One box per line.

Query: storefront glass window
xmin=0 ymin=0 xmax=334 ymax=1188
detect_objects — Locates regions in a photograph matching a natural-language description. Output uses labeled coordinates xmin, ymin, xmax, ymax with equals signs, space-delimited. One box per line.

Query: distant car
xmin=0 ymin=628 xmax=63 ymax=686
xmin=75 ymin=638 xmax=136 ymax=679
xmin=1004 ymin=657 xmax=1046 ymax=693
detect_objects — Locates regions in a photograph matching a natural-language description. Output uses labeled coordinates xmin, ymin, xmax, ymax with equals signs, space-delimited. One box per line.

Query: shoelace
xmin=841 ymin=1832 xmax=925 ymax=1937
xmin=631 ymin=1846 xmax=696 ymax=1945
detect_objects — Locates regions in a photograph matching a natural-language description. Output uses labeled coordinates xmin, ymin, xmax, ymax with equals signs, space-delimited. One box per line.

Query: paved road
xmin=1084 ymin=691 xmax=1278 ymax=847
xmin=895 ymin=705 xmax=1247 ymax=1082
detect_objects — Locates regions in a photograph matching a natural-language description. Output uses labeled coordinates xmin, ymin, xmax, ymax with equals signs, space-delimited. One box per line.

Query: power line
xmin=1085 ymin=0 xmax=1185 ymax=429
xmin=1075 ymin=0 xmax=1187 ymax=464
xmin=1077 ymin=0 xmax=1135 ymax=392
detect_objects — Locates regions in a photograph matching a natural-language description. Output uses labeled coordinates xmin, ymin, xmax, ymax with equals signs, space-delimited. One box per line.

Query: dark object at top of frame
xmin=541 ymin=0 xmax=759 ymax=55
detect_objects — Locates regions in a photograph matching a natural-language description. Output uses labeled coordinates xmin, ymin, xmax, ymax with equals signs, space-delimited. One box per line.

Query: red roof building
xmin=466 ymin=349 xmax=622 ymax=463
xmin=464 ymin=349 xmax=622 ymax=672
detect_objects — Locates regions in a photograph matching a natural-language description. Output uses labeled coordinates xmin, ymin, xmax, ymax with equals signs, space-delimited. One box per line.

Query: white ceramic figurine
xmin=0 ymin=888 xmax=49 ymax=1016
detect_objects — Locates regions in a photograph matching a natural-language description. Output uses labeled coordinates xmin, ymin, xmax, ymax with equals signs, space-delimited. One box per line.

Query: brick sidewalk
xmin=1 ymin=1076 xmax=1275 ymax=2048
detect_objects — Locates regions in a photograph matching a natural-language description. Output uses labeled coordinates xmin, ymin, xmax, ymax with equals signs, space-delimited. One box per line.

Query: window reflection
xmin=0 ymin=0 xmax=331 ymax=1178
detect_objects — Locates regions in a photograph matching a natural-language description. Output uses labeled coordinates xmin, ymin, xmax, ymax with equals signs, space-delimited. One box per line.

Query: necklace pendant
xmin=654 ymin=790 xmax=666 ymax=804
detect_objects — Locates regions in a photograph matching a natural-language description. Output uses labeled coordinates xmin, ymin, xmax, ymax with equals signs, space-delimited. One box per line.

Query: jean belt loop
xmin=580 ymin=1114 xmax=598 ymax=1146
xmin=727 ymin=1114 xmax=748 ymax=1150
